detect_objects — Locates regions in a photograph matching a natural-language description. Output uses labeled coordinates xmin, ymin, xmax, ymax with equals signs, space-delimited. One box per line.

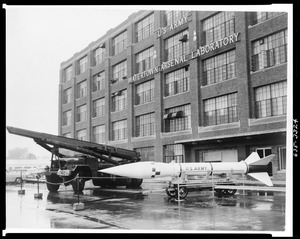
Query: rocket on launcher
xmin=99 ymin=152 xmax=274 ymax=187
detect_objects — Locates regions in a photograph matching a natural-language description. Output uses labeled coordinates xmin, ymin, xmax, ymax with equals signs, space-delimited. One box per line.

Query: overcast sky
xmin=5 ymin=5 xmax=292 ymax=159
xmin=5 ymin=5 xmax=145 ymax=158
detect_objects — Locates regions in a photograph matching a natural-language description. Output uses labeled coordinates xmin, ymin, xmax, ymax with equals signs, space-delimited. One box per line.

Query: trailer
xmin=6 ymin=126 xmax=143 ymax=193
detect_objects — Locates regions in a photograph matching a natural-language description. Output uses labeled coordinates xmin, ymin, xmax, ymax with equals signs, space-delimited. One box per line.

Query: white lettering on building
xmin=155 ymin=16 xmax=189 ymax=38
xmin=128 ymin=32 xmax=240 ymax=84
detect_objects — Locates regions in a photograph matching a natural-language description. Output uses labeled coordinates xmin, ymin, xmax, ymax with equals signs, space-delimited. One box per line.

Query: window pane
xmin=255 ymin=81 xmax=287 ymax=118
xmin=136 ymin=13 xmax=154 ymax=42
xmin=204 ymin=93 xmax=237 ymax=126
xmin=251 ymin=30 xmax=287 ymax=71
xmin=165 ymin=104 xmax=191 ymax=132
xmin=203 ymin=12 xmax=235 ymax=44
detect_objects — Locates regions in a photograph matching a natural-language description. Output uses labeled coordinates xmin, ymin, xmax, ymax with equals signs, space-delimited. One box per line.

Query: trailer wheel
xmin=166 ymin=187 xmax=176 ymax=197
xmin=175 ymin=186 xmax=188 ymax=199
xmin=226 ymin=189 xmax=237 ymax=195
xmin=215 ymin=189 xmax=237 ymax=196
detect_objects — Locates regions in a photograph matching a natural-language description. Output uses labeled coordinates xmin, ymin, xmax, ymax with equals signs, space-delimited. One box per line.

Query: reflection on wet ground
xmin=5 ymin=182 xmax=286 ymax=232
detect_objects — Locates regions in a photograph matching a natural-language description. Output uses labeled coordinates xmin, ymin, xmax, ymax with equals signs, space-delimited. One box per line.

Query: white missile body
xmin=99 ymin=152 xmax=274 ymax=186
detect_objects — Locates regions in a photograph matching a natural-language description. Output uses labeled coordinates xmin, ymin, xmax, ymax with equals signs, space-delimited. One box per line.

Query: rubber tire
xmin=174 ymin=186 xmax=188 ymax=199
xmin=215 ymin=189 xmax=237 ymax=196
xmin=46 ymin=174 xmax=61 ymax=192
xmin=15 ymin=177 xmax=23 ymax=184
xmin=127 ymin=178 xmax=143 ymax=188
xmin=166 ymin=187 xmax=176 ymax=197
xmin=46 ymin=183 xmax=60 ymax=192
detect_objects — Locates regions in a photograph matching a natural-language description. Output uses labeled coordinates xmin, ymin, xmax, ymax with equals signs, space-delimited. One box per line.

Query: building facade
xmin=58 ymin=10 xmax=288 ymax=179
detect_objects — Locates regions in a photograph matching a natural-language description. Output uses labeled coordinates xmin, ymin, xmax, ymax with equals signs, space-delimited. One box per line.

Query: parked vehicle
xmin=6 ymin=159 xmax=49 ymax=184
xmin=7 ymin=126 xmax=143 ymax=192
xmin=6 ymin=170 xmax=26 ymax=184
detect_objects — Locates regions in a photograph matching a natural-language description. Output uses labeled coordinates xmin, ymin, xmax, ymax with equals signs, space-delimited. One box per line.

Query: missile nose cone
xmin=99 ymin=161 xmax=155 ymax=179
xmin=99 ymin=161 xmax=179 ymax=179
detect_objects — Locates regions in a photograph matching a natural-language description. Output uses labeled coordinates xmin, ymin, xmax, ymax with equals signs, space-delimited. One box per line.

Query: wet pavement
xmin=4 ymin=180 xmax=286 ymax=234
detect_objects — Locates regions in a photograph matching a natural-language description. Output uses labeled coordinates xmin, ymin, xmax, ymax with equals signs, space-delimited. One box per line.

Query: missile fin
xmin=244 ymin=152 xmax=261 ymax=165
xmin=247 ymin=172 xmax=273 ymax=186
xmin=249 ymin=154 xmax=275 ymax=166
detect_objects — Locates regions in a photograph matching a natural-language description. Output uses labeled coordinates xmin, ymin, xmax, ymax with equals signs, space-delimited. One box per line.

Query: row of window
xmin=63 ymin=58 xmax=287 ymax=121
xmin=64 ymin=27 xmax=287 ymax=106
xmin=136 ymin=144 xmax=184 ymax=163
xmin=64 ymin=127 xmax=183 ymax=163
xmin=62 ymin=11 xmax=285 ymax=82
xmin=138 ymin=146 xmax=285 ymax=169
xmin=63 ymin=28 xmax=287 ymax=103
xmin=63 ymin=81 xmax=287 ymax=141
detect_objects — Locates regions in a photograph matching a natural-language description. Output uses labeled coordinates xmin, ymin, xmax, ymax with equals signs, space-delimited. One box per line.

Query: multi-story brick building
xmin=58 ymin=10 xmax=288 ymax=179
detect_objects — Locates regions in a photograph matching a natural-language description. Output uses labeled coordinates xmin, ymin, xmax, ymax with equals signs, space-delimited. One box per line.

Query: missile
xmin=99 ymin=152 xmax=274 ymax=186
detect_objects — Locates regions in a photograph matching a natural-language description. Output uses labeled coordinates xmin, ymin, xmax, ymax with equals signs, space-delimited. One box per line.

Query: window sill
xmin=163 ymin=90 xmax=190 ymax=99
xmin=200 ymin=77 xmax=237 ymax=88
xmin=278 ymin=170 xmax=286 ymax=173
xmin=161 ymin=129 xmax=192 ymax=138
xmin=248 ymin=13 xmax=286 ymax=29
xmin=111 ymin=109 xmax=127 ymax=114
xmin=250 ymin=62 xmax=287 ymax=74
xmin=108 ymin=139 xmax=128 ymax=145
xmin=131 ymin=135 xmax=156 ymax=142
xmin=198 ymin=121 xmax=240 ymax=133
xmin=248 ymin=115 xmax=286 ymax=126
xmin=134 ymin=101 xmax=155 ymax=107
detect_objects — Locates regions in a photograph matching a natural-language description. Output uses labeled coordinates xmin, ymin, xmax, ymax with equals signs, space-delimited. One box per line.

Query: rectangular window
xmin=76 ymin=104 xmax=87 ymax=122
xmin=64 ymin=65 xmax=72 ymax=83
xmin=163 ymin=144 xmax=184 ymax=163
xmin=135 ymin=80 xmax=155 ymax=105
xmin=112 ymin=119 xmax=127 ymax=141
xmin=111 ymin=89 xmax=127 ymax=112
xmin=135 ymin=46 xmax=155 ymax=74
xmin=92 ymin=98 xmax=105 ymax=118
xmin=278 ymin=147 xmax=286 ymax=170
xmin=134 ymin=146 xmax=155 ymax=161
xmin=255 ymin=147 xmax=273 ymax=176
xmin=62 ymin=110 xmax=72 ymax=126
xmin=203 ymin=12 xmax=235 ymax=44
xmin=165 ymin=66 xmax=190 ymax=96
xmin=165 ymin=29 xmax=189 ymax=61
xmin=78 ymin=56 xmax=88 ymax=74
xmin=63 ymin=88 xmax=72 ymax=104
xmin=112 ymin=31 xmax=127 ymax=55
xmin=112 ymin=61 xmax=127 ymax=84
xmin=256 ymin=148 xmax=272 ymax=158
xmin=203 ymin=50 xmax=236 ymax=85
xmin=136 ymin=113 xmax=155 ymax=137
xmin=255 ymin=81 xmax=287 ymax=118
xmin=93 ymin=125 xmax=105 ymax=144
xmin=251 ymin=30 xmax=287 ymax=71
xmin=76 ymin=129 xmax=87 ymax=141
xmin=136 ymin=13 xmax=154 ymax=42
xmin=92 ymin=72 xmax=105 ymax=92
xmin=76 ymin=81 xmax=87 ymax=99
xmin=203 ymin=149 xmax=238 ymax=162
xmin=204 ymin=93 xmax=238 ymax=126
xmin=164 ymin=104 xmax=191 ymax=132
xmin=93 ymin=47 xmax=105 ymax=66
xmin=253 ymin=12 xmax=284 ymax=25
xmin=164 ymin=10 xmax=189 ymax=26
